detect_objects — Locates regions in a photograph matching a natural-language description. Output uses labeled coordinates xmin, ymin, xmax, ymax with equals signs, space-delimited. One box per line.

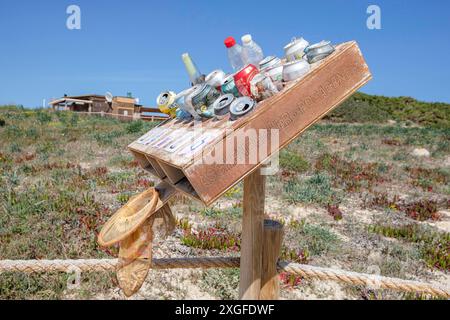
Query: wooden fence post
xmin=239 ymin=168 xmax=266 ymax=299
xmin=260 ymin=220 xmax=283 ymax=300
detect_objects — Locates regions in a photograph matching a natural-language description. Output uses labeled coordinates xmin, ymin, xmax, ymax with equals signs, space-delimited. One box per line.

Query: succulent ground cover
xmin=0 ymin=100 xmax=448 ymax=300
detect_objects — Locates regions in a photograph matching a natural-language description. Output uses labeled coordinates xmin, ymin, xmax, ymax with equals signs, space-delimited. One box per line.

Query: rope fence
xmin=1 ymin=258 xmax=448 ymax=298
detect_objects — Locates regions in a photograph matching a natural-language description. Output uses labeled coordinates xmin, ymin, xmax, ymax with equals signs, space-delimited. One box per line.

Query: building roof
xmin=49 ymin=97 xmax=93 ymax=106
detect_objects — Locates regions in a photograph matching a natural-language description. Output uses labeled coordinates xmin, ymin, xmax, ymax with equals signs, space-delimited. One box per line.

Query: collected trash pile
xmin=98 ymin=34 xmax=337 ymax=297
xmin=157 ymin=34 xmax=335 ymax=121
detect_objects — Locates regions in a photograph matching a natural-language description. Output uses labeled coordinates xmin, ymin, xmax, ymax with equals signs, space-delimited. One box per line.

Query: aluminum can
xmin=221 ymin=75 xmax=240 ymax=97
xmin=212 ymin=94 xmax=235 ymax=118
xmin=187 ymin=84 xmax=220 ymax=118
xmin=250 ymin=73 xmax=279 ymax=101
xmin=229 ymin=96 xmax=256 ymax=120
xmin=156 ymin=91 xmax=177 ymax=117
xmin=233 ymin=64 xmax=259 ymax=97
xmin=205 ymin=69 xmax=226 ymax=90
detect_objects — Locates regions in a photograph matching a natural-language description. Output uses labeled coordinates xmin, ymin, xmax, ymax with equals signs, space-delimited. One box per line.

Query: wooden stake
xmin=239 ymin=168 xmax=266 ymax=299
xmin=260 ymin=220 xmax=283 ymax=300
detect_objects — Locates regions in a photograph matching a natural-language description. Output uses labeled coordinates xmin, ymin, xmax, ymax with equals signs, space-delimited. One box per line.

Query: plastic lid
xmin=241 ymin=34 xmax=252 ymax=44
xmin=224 ymin=37 xmax=236 ymax=48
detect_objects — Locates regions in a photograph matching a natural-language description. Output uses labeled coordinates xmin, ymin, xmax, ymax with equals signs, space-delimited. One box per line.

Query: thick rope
xmin=277 ymin=261 xmax=449 ymax=298
xmin=0 ymin=258 xmax=448 ymax=297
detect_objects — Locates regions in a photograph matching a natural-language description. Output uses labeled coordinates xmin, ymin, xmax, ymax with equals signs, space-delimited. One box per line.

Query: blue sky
xmin=0 ymin=0 xmax=449 ymax=107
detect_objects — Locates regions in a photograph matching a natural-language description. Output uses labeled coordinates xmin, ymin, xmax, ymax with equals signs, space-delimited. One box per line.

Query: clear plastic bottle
xmin=241 ymin=34 xmax=264 ymax=68
xmin=224 ymin=36 xmax=244 ymax=71
xmin=181 ymin=52 xmax=204 ymax=85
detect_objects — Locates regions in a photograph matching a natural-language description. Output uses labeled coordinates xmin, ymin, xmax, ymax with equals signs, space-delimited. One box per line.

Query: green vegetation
xmin=369 ymin=224 xmax=450 ymax=271
xmin=201 ymin=268 xmax=240 ymax=300
xmin=0 ymin=96 xmax=448 ymax=300
xmin=287 ymin=219 xmax=340 ymax=256
xmin=364 ymin=192 xmax=447 ymax=221
xmin=180 ymin=223 xmax=241 ymax=251
xmin=279 ymin=149 xmax=310 ymax=173
xmin=325 ymin=92 xmax=450 ymax=128
xmin=284 ymin=173 xmax=340 ymax=205
xmin=315 ymin=153 xmax=388 ymax=192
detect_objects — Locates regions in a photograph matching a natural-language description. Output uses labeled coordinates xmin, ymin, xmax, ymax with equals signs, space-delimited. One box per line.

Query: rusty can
xmin=233 ymin=64 xmax=259 ymax=97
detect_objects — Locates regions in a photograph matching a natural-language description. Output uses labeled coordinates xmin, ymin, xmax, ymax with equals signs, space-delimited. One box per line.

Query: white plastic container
xmin=224 ymin=36 xmax=245 ymax=71
xmin=241 ymin=34 xmax=264 ymax=68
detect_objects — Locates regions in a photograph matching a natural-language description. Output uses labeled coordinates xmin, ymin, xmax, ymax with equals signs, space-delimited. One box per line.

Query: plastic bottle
xmin=224 ymin=36 xmax=244 ymax=71
xmin=181 ymin=53 xmax=205 ymax=85
xmin=241 ymin=34 xmax=264 ymax=68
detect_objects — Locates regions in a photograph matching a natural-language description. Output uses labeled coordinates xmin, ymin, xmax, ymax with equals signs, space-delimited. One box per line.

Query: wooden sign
xmin=128 ymin=41 xmax=372 ymax=206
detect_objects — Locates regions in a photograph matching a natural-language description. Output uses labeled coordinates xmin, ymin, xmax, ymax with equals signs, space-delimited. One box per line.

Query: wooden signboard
xmin=128 ymin=41 xmax=372 ymax=206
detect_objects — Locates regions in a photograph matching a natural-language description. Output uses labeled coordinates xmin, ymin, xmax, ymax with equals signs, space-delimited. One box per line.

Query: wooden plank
xmin=158 ymin=161 xmax=185 ymax=184
xmin=260 ymin=220 xmax=283 ymax=300
xmin=130 ymin=151 xmax=157 ymax=176
xmin=171 ymin=177 xmax=201 ymax=201
xmin=145 ymin=156 xmax=167 ymax=179
xmin=154 ymin=180 xmax=177 ymax=211
xmin=239 ymin=168 xmax=265 ymax=299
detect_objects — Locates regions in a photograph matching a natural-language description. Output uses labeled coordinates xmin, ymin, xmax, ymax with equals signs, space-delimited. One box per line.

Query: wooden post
xmin=260 ymin=220 xmax=283 ymax=300
xmin=239 ymin=168 xmax=266 ymax=299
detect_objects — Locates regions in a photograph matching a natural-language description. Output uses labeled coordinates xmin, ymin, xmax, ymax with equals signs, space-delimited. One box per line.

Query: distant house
xmin=49 ymin=94 xmax=110 ymax=113
xmin=49 ymin=94 xmax=168 ymax=121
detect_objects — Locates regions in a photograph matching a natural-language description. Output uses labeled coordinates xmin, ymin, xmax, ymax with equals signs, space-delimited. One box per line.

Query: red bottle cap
xmin=224 ymin=37 xmax=236 ymax=48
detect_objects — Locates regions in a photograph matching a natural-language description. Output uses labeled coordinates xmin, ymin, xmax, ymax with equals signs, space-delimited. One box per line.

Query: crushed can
xmin=221 ymin=75 xmax=240 ymax=97
xmin=250 ymin=73 xmax=279 ymax=101
xmin=233 ymin=64 xmax=259 ymax=97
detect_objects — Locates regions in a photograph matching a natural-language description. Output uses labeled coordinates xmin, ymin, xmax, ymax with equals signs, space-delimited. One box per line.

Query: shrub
xmin=4 ymin=125 xmax=23 ymax=138
xmin=56 ymin=111 xmax=69 ymax=124
xmin=200 ymin=207 xmax=223 ymax=218
xmin=125 ymin=120 xmax=144 ymax=134
xmin=315 ymin=153 xmax=387 ymax=192
xmin=369 ymin=224 xmax=450 ymax=271
xmin=8 ymin=143 xmax=21 ymax=153
xmin=364 ymin=193 xmax=443 ymax=221
xmin=93 ymin=131 xmax=123 ymax=146
xmin=181 ymin=224 xmax=241 ymax=251
xmin=201 ymin=269 xmax=240 ymax=300
xmin=284 ymin=173 xmax=340 ymax=205
xmin=288 ymin=219 xmax=340 ymax=256
xmin=70 ymin=112 xmax=79 ymax=127
xmin=25 ymin=127 xmax=39 ymax=140
xmin=279 ymin=150 xmax=310 ymax=173
xmin=324 ymin=92 xmax=450 ymax=128
xmin=35 ymin=111 xmax=52 ymax=124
